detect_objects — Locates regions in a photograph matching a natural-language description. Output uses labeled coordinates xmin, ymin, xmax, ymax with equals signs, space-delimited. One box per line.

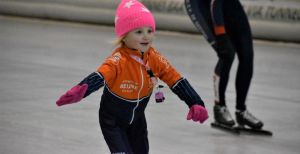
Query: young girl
xmin=56 ymin=0 xmax=208 ymax=153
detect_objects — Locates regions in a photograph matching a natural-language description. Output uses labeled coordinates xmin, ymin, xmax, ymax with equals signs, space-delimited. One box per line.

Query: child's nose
xmin=143 ymin=32 xmax=151 ymax=39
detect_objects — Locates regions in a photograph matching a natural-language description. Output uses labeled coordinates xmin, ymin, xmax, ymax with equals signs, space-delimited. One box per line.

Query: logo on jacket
xmin=120 ymin=80 xmax=138 ymax=93
xmin=107 ymin=52 xmax=122 ymax=65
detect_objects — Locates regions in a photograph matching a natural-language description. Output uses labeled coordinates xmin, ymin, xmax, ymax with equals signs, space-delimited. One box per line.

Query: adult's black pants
xmin=185 ymin=0 xmax=254 ymax=111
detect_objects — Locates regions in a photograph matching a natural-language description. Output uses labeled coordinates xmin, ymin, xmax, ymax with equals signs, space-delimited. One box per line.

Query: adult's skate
xmin=211 ymin=105 xmax=239 ymax=134
xmin=235 ymin=110 xmax=272 ymax=136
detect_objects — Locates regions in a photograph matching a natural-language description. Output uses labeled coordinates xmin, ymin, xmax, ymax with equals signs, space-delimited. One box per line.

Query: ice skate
xmin=211 ymin=104 xmax=239 ymax=134
xmin=234 ymin=110 xmax=273 ymax=136
xmin=235 ymin=110 xmax=263 ymax=129
xmin=213 ymin=104 xmax=235 ymax=126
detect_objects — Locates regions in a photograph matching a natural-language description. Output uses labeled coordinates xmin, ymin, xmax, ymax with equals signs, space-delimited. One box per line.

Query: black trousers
xmin=185 ymin=0 xmax=254 ymax=111
xmin=99 ymin=109 xmax=149 ymax=154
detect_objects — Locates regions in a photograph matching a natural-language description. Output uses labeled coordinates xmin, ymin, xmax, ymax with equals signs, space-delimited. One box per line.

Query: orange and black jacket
xmin=78 ymin=45 xmax=205 ymax=124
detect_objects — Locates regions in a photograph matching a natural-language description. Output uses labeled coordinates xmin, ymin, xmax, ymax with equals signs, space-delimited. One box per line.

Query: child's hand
xmin=56 ymin=84 xmax=88 ymax=106
xmin=187 ymin=104 xmax=208 ymax=124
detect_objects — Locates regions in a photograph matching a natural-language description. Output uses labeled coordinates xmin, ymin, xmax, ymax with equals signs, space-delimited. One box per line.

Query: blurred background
xmin=1 ymin=0 xmax=300 ymax=42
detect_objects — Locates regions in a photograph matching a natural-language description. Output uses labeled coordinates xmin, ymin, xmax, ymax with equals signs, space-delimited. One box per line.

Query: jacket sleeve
xmin=150 ymin=50 xmax=205 ymax=108
xmin=79 ymin=72 xmax=105 ymax=98
xmin=151 ymin=51 xmax=182 ymax=87
xmin=79 ymin=52 xmax=119 ymax=98
xmin=171 ymin=78 xmax=205 ymax=108
xmin=97 ymin=52 xmax=119 ymax=87
xmin=211 ymin=0 xmax=226 ymax=35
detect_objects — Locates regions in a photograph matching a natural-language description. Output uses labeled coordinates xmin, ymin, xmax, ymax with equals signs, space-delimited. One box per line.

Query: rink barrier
xmin=0 ymin=0 xmax=300 ymax=42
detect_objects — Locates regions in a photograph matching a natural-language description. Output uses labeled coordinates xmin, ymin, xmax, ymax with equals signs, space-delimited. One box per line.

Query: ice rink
xmin=1 ymin=16 xmax=300 ymax=154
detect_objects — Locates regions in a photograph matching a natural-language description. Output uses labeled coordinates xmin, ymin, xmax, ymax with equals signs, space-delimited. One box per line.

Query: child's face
xmin=123 ymin=27 xmax=154 ymax=53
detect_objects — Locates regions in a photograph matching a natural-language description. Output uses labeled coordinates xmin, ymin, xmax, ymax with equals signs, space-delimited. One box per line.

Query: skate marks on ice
xmin=211 ymin=122 xmax=273 ymax=136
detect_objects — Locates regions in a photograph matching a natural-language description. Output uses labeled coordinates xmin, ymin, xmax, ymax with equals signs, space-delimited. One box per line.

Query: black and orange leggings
xmin=185 ymin=0 xmax=254 ymax=111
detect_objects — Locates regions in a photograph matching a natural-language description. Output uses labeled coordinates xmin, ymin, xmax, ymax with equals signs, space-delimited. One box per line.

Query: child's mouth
xmin=140 ymin=43 xmax=149 ymax=46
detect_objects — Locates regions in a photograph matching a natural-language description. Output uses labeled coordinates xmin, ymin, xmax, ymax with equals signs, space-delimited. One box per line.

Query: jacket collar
xmin=121 ymin=45 xmax=152 ymax=59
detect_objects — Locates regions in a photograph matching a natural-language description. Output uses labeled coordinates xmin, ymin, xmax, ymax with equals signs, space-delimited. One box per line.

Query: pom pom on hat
xmin=115 ymin=0 xmax=156 ymax=37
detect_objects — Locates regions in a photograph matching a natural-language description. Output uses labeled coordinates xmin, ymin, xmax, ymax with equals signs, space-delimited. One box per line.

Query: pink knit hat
xmin=115 ymin=0 xmax=156 ymax=37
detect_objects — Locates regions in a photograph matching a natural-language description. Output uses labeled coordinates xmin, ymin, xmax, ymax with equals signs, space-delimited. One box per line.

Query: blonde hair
xmin=113 ymin=35 xmax=126 ymax=47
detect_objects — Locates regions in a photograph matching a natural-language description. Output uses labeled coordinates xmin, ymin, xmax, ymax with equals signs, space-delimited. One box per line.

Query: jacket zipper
xmin=129 ymin=64 xmax=144 ymax=124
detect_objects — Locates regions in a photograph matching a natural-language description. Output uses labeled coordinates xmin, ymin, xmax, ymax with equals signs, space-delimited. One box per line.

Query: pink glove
xmin=56 ymin=84 xmax=88 ymax=106
xmin=187 ymin=104 xmax=209 ymax=124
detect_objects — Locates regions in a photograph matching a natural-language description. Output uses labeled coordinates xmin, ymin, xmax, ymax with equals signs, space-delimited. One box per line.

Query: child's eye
xmin=147 ymin=29 xmax=153 ymax=34
xmin=135 ymin=30 xmax=143 ymax=34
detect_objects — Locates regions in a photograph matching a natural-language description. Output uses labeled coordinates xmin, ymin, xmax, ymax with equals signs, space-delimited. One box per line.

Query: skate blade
xmin=211 ymin=122 xmax=240 ymax=135
xmin=234 ymin=126 xmax=273 ymax=136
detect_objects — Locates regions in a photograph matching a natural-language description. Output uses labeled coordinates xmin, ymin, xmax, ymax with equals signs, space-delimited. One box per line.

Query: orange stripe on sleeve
xmin=214 ymin=26 xmax=226 ymax=35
